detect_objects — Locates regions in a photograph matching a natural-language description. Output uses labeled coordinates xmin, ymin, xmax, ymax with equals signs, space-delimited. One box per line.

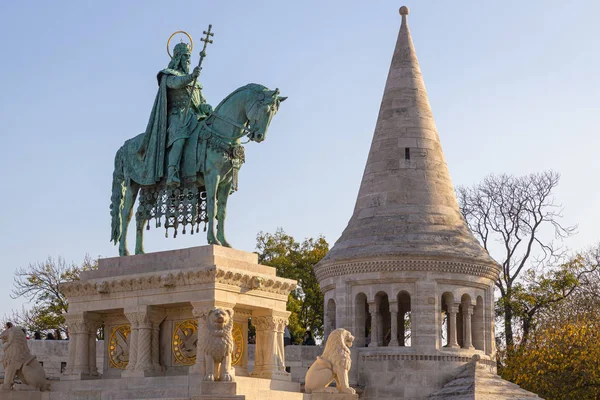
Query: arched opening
xmin=441 ymin=292 xmax=458 ymax=348
xmin=325 ymin=298 xmax=337 ymax=341
xmin=375 ymin=292 xmax=390 ymax=346
xmin=354 ymin=293 xmax=368 ymax=347
xmin=473 ymin=296 xmax=485 ymax=351
xmin=397 ymin=291 xmax=411 ymax=346
xmin=459 ymin=294 xmax=474 ymax=349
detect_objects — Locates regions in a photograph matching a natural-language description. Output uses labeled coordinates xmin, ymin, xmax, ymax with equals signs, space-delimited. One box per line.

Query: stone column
xmin=63 ymin=314 xmax=79 ymax=376
xmin=74 ymin=320 xmax=90 ymax=376
xmin=412 ymin=281 xmax=437 ymax=349
xmin=150 ymin=310 xmax=166 ymax=373
xmin=389 ymin=302 xmax=399 ymax=346
xmin=276 ymin=317 xmax=288 ymax=372
xmin=62 ymin=313 xmax=85 ymax=380
xmin=368 ymin=302 xmax=378 ymax=347
xmin=123 ymin=311 xmax=139 ymax=375
xmin=463 ymin=304 xmax=475 ymax=350
xmin=251 ymin=310 xmax=291 ymax=381
xmin=87 ymin=316 xmax=103 ymax=377
xmin=122 ymin=306 xmax=165 ymax=377
xmin=135 ymin=317 xmax=152 ymax=372
xmin=446 ymin=305 xmax=459 ymax=348
xmin=61 ymin=312 xmax=102 ymax=380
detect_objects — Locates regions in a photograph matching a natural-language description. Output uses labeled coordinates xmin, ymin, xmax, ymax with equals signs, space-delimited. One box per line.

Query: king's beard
xmin=181 ymin=60 xmax=190 ymax=74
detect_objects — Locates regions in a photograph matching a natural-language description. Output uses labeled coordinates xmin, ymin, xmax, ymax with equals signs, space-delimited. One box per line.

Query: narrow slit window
xmin=405 ymin=147 xmax=411 ymax=160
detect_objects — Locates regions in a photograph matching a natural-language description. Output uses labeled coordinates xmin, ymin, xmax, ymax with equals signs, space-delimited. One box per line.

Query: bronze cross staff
xmin=182 ymin=24 xmax=214 ymax=123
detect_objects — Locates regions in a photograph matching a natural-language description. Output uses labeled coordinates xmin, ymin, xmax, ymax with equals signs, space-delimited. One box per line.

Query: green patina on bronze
xmin=110 ymin=25 xmax=286 ymax=256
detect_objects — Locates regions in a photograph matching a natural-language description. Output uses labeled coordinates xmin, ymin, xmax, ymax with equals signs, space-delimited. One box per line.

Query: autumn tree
xmin=256 ymin=229 xmax=328 ymax=343
xmin=3 ymin=255 xmax=97 ymax=336
xmin=499 ymin=245 xmax=600 ymax=399
xmin=456 ymin=171 xmax=577 ymax=348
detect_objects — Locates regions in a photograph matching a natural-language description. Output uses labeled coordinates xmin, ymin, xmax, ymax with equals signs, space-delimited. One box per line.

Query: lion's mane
xmin=1 ymin=327 xmax=31 ymax=367
xmin=321 ymin=328 xmax=352 ymax=371
xmin=199 ymin=308 xmax=234 ymax=361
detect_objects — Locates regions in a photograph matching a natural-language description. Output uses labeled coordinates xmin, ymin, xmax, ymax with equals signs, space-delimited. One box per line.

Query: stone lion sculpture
xmin=199 ymin=307 xmax=234 ymax=382
xmin=304 ymin=328 xmax=356 ymax=394
xmin=0 ymin=326 xmax=47 ymax=391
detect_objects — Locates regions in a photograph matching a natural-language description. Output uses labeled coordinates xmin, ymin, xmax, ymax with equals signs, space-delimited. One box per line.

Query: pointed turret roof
xmin=317 ymin=7 xmax=498 ymax=275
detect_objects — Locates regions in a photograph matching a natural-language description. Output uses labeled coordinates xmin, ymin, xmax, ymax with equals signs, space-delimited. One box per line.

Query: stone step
xmin=235 ymin=376 xmax=309 ymax=400
xmin=45 ymin=375 xmax=308 ymax=400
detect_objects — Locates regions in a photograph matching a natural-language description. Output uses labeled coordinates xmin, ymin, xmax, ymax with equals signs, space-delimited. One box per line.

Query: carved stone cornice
xmin=314 ymin=259 xmax=501 ymax=282
xmin=234 ymin=308 xmax=252 ymax=318
xmin=61 ymin=266 xmax=297 ymax=298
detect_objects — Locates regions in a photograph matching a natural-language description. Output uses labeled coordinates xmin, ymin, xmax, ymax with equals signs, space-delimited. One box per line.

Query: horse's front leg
xmin=119 ymin=183 xmax=140 ymax=256
xmin=135 ymin=202 xmax=146 ymax=255
xmin=204 ymin=171 xmax=222 ymax=246
xmin=216 ymin=178 xmax=233 ymax=248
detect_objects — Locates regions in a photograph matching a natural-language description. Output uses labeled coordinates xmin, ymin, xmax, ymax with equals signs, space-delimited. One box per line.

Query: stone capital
xmin=368 ymin=302 xmax=378 ymax=314
xmin=389 ymin=301 xmax=399 ymax=313
xmin=124 ymin=306 xmax=153 ymax=327
xmin=86 ymin=313 xmax=104 ymax=334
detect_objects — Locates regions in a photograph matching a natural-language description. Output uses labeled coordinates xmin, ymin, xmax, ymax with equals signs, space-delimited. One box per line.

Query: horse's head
xmin=246 ymin=88 xmax=287 ymax=143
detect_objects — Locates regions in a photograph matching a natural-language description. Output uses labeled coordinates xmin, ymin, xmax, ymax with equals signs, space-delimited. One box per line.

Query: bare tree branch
xmin=456 ymin=171 xmax=577 ymax=348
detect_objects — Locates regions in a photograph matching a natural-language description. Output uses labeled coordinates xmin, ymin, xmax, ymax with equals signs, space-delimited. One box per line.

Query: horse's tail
xmin=110 ymin=146 xmax=126 ymax=244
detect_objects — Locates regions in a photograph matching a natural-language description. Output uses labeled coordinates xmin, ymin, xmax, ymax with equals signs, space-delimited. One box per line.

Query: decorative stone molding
xmin=360 ymin=353 xmax=496 ymax=367
xmin=315 ymin=259 xmax=500 ymax=281
xmin=61 ymin=266 xmax=296 ymax=298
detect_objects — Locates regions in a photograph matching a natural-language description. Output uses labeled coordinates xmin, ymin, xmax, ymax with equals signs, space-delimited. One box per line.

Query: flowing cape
xmin=132 ymin=71 xmax=170 ymax=185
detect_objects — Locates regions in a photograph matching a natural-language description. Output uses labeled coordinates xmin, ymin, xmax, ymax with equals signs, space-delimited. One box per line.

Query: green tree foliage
xmin=3 ymin=256 xmax=97 ymax=337
xmin=256 ymin=229 xmax=328 ymax=343
xmin=499 ymin=246 xmax=600 ymax=399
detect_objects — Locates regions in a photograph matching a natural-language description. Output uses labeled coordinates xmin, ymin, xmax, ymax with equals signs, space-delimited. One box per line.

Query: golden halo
xmin=167 ymin=30 xmax=193 ymax=59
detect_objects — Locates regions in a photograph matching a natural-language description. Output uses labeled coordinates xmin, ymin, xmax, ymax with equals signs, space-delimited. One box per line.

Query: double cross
xmin=182 ymin=24 xmax=215 ymax=124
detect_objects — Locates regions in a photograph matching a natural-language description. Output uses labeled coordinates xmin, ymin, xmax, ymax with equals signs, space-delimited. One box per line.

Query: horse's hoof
xmin=208 ymin=238 xmax=223 ymax=246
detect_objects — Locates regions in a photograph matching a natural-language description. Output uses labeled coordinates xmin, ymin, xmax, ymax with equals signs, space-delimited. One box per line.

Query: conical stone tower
xmin=313 ymin=7 xmax=520 ymax=400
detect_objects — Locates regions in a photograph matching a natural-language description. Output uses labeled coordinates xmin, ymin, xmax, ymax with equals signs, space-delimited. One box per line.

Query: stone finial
xmin=399 ymin=6 xmax=410 ymax=16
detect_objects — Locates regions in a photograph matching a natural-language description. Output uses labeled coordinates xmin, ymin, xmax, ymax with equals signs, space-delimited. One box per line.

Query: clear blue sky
xmin=1 ymin=1 xmax=599 ymax=318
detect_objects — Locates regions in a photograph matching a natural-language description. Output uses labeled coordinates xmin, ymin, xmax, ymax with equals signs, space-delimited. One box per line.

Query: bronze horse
xmin=110 ymin=84 xmax=285 ymax=255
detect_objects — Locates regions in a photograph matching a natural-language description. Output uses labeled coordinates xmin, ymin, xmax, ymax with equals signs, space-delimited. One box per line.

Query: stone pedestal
xmin=250 ymin=310 xmax=291 ymax=381
xmin=191 ymin=381 xmax=245 ymax=399
xmin=311 ymin=393 xmax=359 ymax=400
xmin=60 ymin=245 xmax=297 ymax=397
